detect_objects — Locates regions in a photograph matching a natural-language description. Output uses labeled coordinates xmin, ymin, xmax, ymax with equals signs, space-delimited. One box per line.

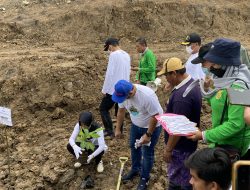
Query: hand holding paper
xmin=187 ymin=130 xmax=203 ymax=141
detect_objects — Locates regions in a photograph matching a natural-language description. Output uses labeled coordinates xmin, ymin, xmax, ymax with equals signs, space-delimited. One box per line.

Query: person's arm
xmin=69 ymin=123 xmax=80 ymax=147
xmin=140 ymin=95 xmax=162 ymax=144
xmin=140 ymin=114 xmax=158 ymax=144
xmin=164 ymin=136 xmax=181 ymax=163
xmin=115 ymin=107 xmax=126 ymax=138
xmin=91 ymin=130 xmax=105 ymax=158
xmin=101 ymin=55 xmax=115 ymax=94
xmin=205 ymin=104 xmax=245 ymax=143
xmin=244 ymin=107 xmax=250 ymax=126
xmin=138 ymin=52 xmax=156 ymax=74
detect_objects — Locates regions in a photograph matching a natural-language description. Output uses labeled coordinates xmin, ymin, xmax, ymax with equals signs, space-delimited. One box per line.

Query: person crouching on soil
xmin=67 ymin=111 xmax=107 ymax=173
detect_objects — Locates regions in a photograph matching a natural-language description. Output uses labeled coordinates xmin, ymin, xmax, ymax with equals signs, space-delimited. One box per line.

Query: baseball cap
xmin=157 ymin=57 xmax=184 ymax=76
xmin=181 ymin=33 xmax=201 ymax=46
xmin=204 ymin=38 xmax=241 ymax=66
xmin=103 ymin=38 xmax=119 ymax=51
xmin=112 ymin=80 xmax=133 ymax=103
xmin=191 ymin=43 xmax=213 ymax=64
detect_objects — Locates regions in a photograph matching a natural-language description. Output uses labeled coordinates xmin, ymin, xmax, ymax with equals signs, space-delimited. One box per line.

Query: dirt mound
xmin=0 ymin=0 xmax=249 ymax=189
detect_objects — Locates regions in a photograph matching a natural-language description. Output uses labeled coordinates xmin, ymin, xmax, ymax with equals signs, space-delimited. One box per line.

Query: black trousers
xmin=99 ymin=94 xmax=115 ymax=135
xmin=67 ymin=143 xmax=104 ymax=164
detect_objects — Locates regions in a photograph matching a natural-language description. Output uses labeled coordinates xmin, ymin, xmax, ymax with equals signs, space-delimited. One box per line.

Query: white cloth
xmin=185 ymin=53 xmax=205 ymax=80
xmin=119 ymin=84 xmax=163 ymax=128
xmin=69 ymin=123 xmax=107 ymax=158
xmin=174 ymin=75 xmax=192 ymax=90
xmin=102 ymin=50 xmax=131 ymax=95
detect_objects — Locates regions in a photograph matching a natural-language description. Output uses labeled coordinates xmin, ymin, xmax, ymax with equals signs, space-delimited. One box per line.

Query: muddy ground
xmin=0 ymin=0 xmax=249 ymax=189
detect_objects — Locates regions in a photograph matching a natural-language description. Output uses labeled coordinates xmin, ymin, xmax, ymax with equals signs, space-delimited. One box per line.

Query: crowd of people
xmin=67 ymin=34 xmax=250 ymax=190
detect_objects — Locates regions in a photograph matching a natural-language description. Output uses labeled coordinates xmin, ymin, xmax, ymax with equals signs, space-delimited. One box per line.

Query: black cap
xmin=103 ymin=38 xmax=119 ymax=51
xmin=191 ymin=43 xmax=213 ymax=64
xmin=79 ymin=112 xmax=93 ymax=126
xmin=181 ymin=33 xmax=201 ymax=45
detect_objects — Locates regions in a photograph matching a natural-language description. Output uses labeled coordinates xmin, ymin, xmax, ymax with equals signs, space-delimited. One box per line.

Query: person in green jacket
xmin=133 ymin=37 xmax=157 ymax=85
xmin=188 ymin=38 xmax=250 ymax=160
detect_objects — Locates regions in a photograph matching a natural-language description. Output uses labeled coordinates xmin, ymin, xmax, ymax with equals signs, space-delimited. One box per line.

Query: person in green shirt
xmin=132 ymin=37 xmax=157 ymax=85
xmin=188 ymin=38 xmax=250 ymax=160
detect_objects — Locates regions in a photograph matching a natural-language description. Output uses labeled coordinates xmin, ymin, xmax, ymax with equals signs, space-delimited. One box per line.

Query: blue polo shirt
xmin=165 ymin=76 xmax=202 ymax=152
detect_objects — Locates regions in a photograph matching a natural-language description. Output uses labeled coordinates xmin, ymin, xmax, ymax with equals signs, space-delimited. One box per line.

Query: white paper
xmin=0 ymin=107 xmax=13 ymax=126
xmin=159 ymin=115 xmax=197 ymax=135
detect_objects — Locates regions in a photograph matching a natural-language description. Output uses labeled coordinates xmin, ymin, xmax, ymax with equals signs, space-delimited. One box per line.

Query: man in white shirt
xmin=100 ymin=38 xmax=131 ymax=138
xmin=181 ymin=33 xmax=205 ymax=80
xmin=112 ymin=80 xmax=163 ymax=190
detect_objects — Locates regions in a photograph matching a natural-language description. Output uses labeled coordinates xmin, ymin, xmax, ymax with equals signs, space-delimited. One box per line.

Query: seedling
xmin=76 ymin=127 xmax=103 ymax=151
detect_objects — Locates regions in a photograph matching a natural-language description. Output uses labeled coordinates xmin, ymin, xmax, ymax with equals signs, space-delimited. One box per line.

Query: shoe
xmin=122 ymin=170 xmax=140 ymax=182
xmin=97 ymin=160 xmax=104 ymax=173
xmin=104 ymin=131 xmax=114 ymax=139
xmin=137 ymin=178 xmax=149 ymax=190
xmin=74 ymin=162 xmax=82 ymax=168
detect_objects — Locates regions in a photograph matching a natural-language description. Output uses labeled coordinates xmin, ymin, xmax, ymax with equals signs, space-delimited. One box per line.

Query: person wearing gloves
xmin=187 ymin=38 xmax=250 ymax=160
xmin=67 ymin=111 xmax=107 ymax=173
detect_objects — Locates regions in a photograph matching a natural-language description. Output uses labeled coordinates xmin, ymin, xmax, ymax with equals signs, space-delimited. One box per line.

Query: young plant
xmin=76 ymin=127 xmax=103 ymax=151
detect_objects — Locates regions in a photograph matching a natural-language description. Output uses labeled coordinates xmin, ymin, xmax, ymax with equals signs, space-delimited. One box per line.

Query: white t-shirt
xmin=185 ymin=52 xmax=205 ymax=80
xmin=119 ymin=84 xmax=163 ymax=128
xmin=102 ymin=50 xmax=131 ymax=95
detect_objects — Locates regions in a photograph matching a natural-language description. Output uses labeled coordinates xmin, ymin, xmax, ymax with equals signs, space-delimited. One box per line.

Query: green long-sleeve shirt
xmin=136 ymin=48 xmax=156 ymax=84
xmin=205 ymin=84 xmax=250 ymax=156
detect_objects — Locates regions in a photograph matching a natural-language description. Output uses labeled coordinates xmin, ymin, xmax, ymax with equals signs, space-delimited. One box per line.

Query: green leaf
xmin=90 ymin=133 xmax=100 ymax=138
xmin=80 ymin=141 xmax=86 ymax=149
xmin=86 ymin=142 xmax=95 ymax=151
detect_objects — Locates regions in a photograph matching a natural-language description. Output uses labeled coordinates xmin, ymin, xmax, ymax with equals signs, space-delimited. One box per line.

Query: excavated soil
xmin=0 ymin=0 xmax=249 ymax=189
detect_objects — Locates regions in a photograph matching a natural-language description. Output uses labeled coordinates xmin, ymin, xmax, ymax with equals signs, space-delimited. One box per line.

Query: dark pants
xmin=129 ymin=124 xmax=162 ymax=179
xmin=99 ymin=94 xmax=115 ymax=135
xmin=67 ymin=143 xmax=104 ymax=164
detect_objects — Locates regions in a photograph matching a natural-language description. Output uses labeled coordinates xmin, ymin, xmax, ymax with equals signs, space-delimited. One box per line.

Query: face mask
xmin=186 ymin=45 xmax=193 ymax=54
xmin=209 ymin=66 xmax=226 ymax=78
xmin=202 ymin=67 xmax=210 ymax=76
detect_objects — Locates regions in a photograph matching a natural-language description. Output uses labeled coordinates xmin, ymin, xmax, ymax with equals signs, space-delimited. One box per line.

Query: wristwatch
xmin=145 ymin=131 xmax=152 ymax=137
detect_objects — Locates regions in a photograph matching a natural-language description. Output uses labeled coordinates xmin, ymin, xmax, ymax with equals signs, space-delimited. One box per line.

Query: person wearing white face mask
xmin=181 ymin=33 xmax=205 ymax=80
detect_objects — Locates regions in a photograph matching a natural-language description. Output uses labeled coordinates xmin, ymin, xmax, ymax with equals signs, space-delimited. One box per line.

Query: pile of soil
xmin=0 ymin=0 xmax=249 ymax=189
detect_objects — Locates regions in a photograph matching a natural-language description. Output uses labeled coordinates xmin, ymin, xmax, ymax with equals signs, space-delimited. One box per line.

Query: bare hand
xmin=140 ymin=134 xmax=151 ymax=144
xmin=187 ymin=131 xmax=203 ymax=141
xmin=135 ymin=80 xmax=140 ymax=84
xmin=163 ymin=150 xmax=172 ymax=163
xmin=115 ymin=129 xmax=123 ymax=139
xmin=204 ymin=76 xmax=214 ymax=91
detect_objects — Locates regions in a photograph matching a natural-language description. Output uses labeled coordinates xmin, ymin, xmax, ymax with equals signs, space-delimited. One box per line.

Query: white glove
xmin=87 ymin=154 xmax=94 ymax=164
xmin=73 ymin=144 xmax=82 ymax=159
